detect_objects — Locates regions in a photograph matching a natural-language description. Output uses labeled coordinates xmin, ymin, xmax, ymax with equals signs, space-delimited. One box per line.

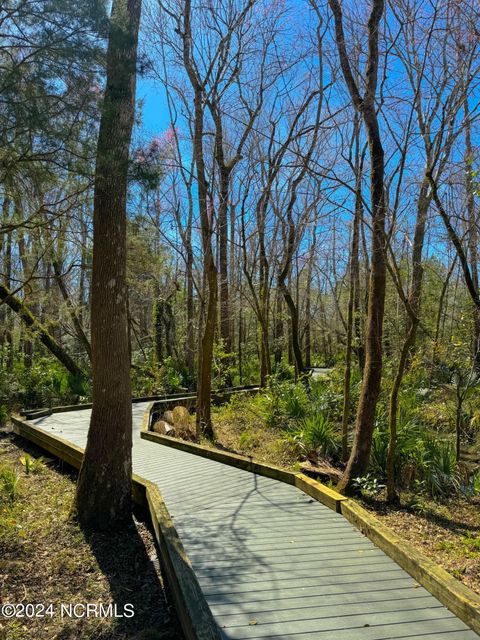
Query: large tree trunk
xmin=340 ymin=117 xmax=386 ymax=493
xmin=329 ymin=0 xmax=387 ymax=495
xmin=196 ymin=257 xmax=217 ymax=438
xmin=74 ymin=0 xmax=141 ymax=530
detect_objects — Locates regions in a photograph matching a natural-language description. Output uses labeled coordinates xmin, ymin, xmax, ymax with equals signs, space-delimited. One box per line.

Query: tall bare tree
xmin=327 ymin=0 xmax=387 ymax=493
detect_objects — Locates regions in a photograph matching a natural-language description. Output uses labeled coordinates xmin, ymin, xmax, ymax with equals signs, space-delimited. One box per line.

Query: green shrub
xmin=368 ymin=407 xmax=418 ymax=477
xmin=472 ymin=471 xmax=480 ymax=496
xmin=421 ymin=437 xmax=460 ymax=496
xmin=19 ymin=454 xmax=45 ymax=475
xmin=368 ymin=410 xmax=463 ymax=497
xmin=352 ymin=474 xmax=385 ymax=497
xmin=270 ymin=360 xmax=295 ymax=382
xmin=282 ymin=385 xmax=309 ymax=419
xmin=238 ymin=429 xmax=260 ymax=450
xmin=310 ymin=378 xmax=344 ymax=421
xmin=212 ymin=341 xmax=236 ymax=389
xmin=0 ymin=466 xmax=20 ymax=503
xmin=0 ymin=359 xmax=89 ymax=410
xmin=287 ymin=413 xmax=339 ymax=458
xmin=461 ymin=531 xmax=480 ymax=553
xmin=370 ymin=427 xmax=389 ymax=476
xmin=263 ymin=380 xmax=309 ymax=428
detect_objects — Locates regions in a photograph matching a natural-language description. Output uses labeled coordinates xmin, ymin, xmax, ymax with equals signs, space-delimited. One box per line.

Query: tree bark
xmin=185 ymin=239 xmax=195 ymax=378
xmin=304 ymin=232 xmax=316 ymax=369
xmin=328 ymin=0 xmax=387 ymax=495
xmin=181 ymin=0 xmax=218 ymax=437
xmin=464 ymin=100 xmax=479 ymax=365
xmin=74 ymin=0 xmax=141 ymax=530
xmin=342 ymin=175 xmax=362 ymax=461
xmin=52 ymin=260 xmax=92 ymax=362
xmin=217 ymin=164 xmax=232 ymax=354
xmin=274 ymin=291 xmax=284 ymax=365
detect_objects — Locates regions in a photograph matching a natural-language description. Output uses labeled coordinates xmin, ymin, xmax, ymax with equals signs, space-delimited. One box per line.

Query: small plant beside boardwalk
xmin=0 ymin=432 xmax=180 ymax=640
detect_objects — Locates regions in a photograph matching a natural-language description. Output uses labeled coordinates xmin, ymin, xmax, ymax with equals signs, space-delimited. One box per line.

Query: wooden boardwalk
xmin=28 ymin=404 xmax=478 ymax=639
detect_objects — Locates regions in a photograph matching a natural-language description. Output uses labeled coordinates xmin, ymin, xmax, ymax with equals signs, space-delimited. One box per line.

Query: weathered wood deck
xmin=27 ymin=404 xmax=478 ymax=639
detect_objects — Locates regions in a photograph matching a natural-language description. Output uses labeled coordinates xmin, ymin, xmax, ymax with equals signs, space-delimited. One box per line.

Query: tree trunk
xmin=52 ymin=260 xmax=92 ymax=362
xmin=274 ymin=291 xmax=284 ymax=365
xmin=279 ymin=282 xmax=305 ymax=376
xmin=386 ymin=325 xmax=415 ymax=503
xmin=464 ymin=101 xmax=479 ymax=366
xmin=329 ymin=0 xmax=387 ymax=494
xmin=218 ymin=165 xmax=232 ymax=354
xmin=185 ymin=242 xmax=195 ymax=378
xmin=192 ymin=93 xmax=217 ymax=438
xmin=342 ymin=185 xmax=361 ymax=460
xmin=304 ymin=233 xmax=316 ymax=369
xmin=179 ymin=0 xmax=218 ymax=437
xmin=74 ymin=0 xmax=141 ymax=530
xmin=386 ymin=173 xmax=432 ymax=502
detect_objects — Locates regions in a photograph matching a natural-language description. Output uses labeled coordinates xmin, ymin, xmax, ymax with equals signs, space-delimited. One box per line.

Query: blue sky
xmin=136 ymin=77 xmax=169 ymax=139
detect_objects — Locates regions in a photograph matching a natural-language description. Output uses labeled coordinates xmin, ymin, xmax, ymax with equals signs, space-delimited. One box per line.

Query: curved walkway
xmin=30 ymin=405 xmax=478 ymax=639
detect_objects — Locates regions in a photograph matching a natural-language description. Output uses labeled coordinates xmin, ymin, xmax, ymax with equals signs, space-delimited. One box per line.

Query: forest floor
xmin=207 ymin=404 xmax=480 ymax=597
xmin=360 ymin=493 xmax=480 ymax=596
xmin=207 ymin=405 xmax=299 ymax=468
xmin=0 ymin=431 xmax=181 ymax=640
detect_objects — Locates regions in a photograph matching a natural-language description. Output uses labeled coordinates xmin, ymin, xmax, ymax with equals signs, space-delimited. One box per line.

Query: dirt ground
xmin=361 ymin=493 xmax=480 ymax=596
xmin=0 ymin=431 xmax=182 ymax=640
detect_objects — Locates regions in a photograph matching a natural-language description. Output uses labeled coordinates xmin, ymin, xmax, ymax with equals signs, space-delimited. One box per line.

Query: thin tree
xmin=327 ymin=0 xmax=387 ymax=494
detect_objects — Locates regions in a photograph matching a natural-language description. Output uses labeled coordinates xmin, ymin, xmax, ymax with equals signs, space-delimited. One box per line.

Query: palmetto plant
xmin=370 ymin=417 xmax=422 ymax=476
xmin=287 ymin=413 xmax=340 ymax=458
xmin=0 ymin=466 xmax=20 ymax=503
xmin=420 ymin=436 xmax=461 ymax=497
xmin=19 ymin=454 xmax=45 ymax=475
xmin=282 ymin=385 xmax=309 ymax=420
